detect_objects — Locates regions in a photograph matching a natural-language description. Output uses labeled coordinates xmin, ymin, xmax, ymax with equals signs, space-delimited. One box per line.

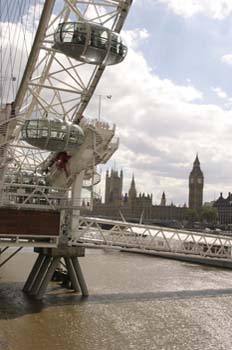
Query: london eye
xmin=0 ymin=0 xmax=133 ymax=247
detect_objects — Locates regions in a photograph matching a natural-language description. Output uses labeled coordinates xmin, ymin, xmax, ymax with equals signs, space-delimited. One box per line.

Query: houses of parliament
xmin=91 ymin=155 xmax=204 ymax=224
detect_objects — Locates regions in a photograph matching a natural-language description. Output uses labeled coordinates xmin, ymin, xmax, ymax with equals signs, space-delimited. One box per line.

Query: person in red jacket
xmin=55 ymin=151 xmax=71 ymax=177
xmin=76 ymin=114 xmax=84 ymax=125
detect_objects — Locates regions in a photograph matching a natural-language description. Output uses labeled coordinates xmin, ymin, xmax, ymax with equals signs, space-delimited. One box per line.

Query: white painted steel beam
xmin=71 ymin=217 xmax=232 ymax=260
xmin=1 ymin=0 xmax=133 ymax=249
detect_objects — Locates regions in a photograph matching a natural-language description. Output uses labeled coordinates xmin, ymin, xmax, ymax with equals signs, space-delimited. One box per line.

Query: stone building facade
xmin=86 ymin=155 xmax=206 ymax=224
xmin=213 ymin=192 xmax=232 ymax=225
xmin=90 ymin=169 xmax=188 ymax=224
xmin=105 ymin=169 xmax=123 ymax=207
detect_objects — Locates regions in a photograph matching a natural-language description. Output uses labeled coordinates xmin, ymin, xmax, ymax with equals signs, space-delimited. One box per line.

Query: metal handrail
xmin=71 ymin=216 xmax=232 ymax=260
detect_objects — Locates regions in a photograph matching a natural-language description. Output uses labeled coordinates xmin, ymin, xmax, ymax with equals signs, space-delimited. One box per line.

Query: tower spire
xmin=193 ymin=153 xmax=200 ymax=167
xmin=160 ymin=192 xmax=166 ymax=206
xmin=129 ymin=173 xmax=137 ymax=200
xmin=189 ymin=154 xmax=204 ymax=209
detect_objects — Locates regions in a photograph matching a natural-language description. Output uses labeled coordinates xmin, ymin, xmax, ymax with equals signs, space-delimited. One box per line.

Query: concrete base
xmin=34 ymin=246 xmax=85 ymax=257
xmin=23 ymin=246 xmax=88 ymax=300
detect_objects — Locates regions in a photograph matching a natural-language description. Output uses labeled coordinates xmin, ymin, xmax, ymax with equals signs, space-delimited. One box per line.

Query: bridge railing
xmin=71 ymin=216 xmax=232 ymax=259
xmin=1 ymin=182 xmax=93 ymax=211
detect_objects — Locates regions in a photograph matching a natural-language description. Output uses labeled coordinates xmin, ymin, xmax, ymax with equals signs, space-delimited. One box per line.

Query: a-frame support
xmin=23 ymin=246 xmax=88 ymax=300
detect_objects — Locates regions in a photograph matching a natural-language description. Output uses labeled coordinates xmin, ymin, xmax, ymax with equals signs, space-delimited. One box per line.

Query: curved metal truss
xmin=73 ymin=217 xmax=232 ymax=260
xmin=0 ymin=0 xmax=132 ymax=210
xmin=15 ymin=0 xmax=133 ymax=127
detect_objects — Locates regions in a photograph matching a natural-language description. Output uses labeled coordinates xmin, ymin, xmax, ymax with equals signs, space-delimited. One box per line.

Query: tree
xmin=200 ymin=206 xmax=218 ymax=223
xmin=186 ymin=208 xmax=199 ymax=223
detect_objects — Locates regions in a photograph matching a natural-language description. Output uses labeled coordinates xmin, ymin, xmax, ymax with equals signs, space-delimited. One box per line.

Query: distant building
xmin=105 ymin=169 xmax=123 ymax=207
xmin=128 ymin=174 xmax=137 ymax=207
xmin=188 ymin=154 xmax=204 ymax=210
xmin=90 ymin=171 xmax=187 ymax=224
xmin=213 ymin=192 xmax=232 ymax=225
xmin=160 ymin=192 xmax=166 ymax=206
xmin=86 ymin=155 xmax=206 ymax=224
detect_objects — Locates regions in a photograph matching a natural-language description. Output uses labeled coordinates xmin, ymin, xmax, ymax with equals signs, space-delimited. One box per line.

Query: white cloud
xmin=211 ymin=87 xmax=228 ymax=99
xmin=4 ymin=6 xmax=232 ymax=205
xmin=88 ymin=32 xmax=232 ymax=204
xmin=211 ymin=87 xmax=232 ymax=109
xmin=221 ymin=54 xmax=232 ymax=64
xmin=158 ymin=0 xmax=232 ymax=19
xmin=122 ymin=28 xmax=150 ymax=49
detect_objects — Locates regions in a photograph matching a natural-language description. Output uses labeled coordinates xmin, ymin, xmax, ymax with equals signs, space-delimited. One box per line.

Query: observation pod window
xmin=21 ymin=119 xmax=85 ymax=152
xmin=53 ymin=22 xmax=127 ymax=66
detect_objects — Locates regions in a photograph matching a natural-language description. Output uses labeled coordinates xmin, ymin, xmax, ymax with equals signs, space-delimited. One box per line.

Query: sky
xmin=85 ymin=0 xmax=232 ymax=206
xmin=2 ymin=0 xmax=232 ymax=206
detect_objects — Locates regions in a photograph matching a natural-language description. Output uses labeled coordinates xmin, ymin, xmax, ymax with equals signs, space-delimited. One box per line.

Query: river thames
xmin=1 ymin=248 xmax=232 ymax=350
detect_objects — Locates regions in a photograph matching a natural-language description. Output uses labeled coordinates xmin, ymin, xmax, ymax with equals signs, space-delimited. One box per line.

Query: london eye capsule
xmin=21 ymin=118 xmax=84 ymax=152
xmin=53 ymin=22 xmax=127 ymax=65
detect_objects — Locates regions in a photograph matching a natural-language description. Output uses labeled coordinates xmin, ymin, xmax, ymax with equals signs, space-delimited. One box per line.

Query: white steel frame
xmin=71 ymin=217 xmax=232 ymax=260
xmin=15 ymin=0 xmax=133 ymax=127
xmin=1 ymin=0 xmax=132 ymax=211
xmin=2 ymin=0 xmax=132 ymax=173
xmin=0 ymin=235 xmax=59 ymax=248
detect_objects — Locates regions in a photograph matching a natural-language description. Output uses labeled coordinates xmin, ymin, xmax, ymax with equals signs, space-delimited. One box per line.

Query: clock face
xmin=197 ymin=178 xmax=202 ymax=184
xmin=190 ymin=178 xmax=194 ymax=184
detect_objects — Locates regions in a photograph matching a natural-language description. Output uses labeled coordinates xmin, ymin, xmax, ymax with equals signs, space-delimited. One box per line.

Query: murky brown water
xmin=1 ymin=248 xmax=232 ymax=350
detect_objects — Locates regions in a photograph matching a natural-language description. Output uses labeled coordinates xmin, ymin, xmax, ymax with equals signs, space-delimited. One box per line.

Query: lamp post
xmin=97 ymin=94 xmax=112 ymax=120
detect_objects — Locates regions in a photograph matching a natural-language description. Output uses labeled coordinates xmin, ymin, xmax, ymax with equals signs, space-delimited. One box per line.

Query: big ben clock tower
xmin=188 ymin=154 xmax=204 ymax=209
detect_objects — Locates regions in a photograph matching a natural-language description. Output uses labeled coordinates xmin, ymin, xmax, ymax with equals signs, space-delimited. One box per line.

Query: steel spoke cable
xmin=2 ymin=0 xmax=21 ymax=67
xmin=0 ymin=1 xmax=3 ymax=105
xmin=10 ymin=0 xmax=29 ymax=99
xmin=17 ymin=1 xmax=40 ymax=94
xmin=16 ymin=4 xmax=31 ymax=96
xmin=2 ymin=0 xmax=42 ymax=102
xmin=2 ymin=0 xmax=27 ymax=101
xmin=12 ymin=3 xmax=28 ymax=96
xmin=4 ymin=0 xmax=16 ymax=101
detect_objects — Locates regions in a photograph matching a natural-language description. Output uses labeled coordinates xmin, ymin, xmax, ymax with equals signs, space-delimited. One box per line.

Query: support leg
xmin=29 ymin=256 xmax=52 ymax=296
xmin=35 ymin=257 xmax=60 ymax=300
xmin=23 ymin=246 xmax=86 ymax=299
xmin=64 ymin=257 xmax=80 ymax=292
xmin=23 ymin=254 xmax=46 ymax=293
xmin=72 ymin=257 xmax=88 ymax=296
